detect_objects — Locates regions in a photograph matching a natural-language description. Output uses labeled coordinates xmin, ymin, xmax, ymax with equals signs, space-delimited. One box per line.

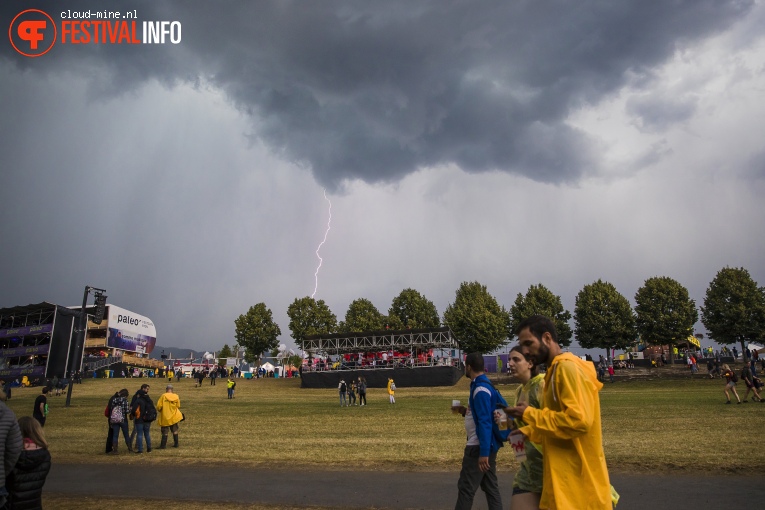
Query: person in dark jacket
xmin=7 ymin=416 xmax=51 ymax=510
xmin=0 ymin=391 xmax=23 ymax=508
xmin=130 ymin=385 xmax=155 ymax=453
xmin=128 ymin=384 xmax=149 ymax=449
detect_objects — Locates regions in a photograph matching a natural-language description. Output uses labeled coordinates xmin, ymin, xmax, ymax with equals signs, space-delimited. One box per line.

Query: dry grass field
xmin=7 ymin=373 xmax=764 ymax=475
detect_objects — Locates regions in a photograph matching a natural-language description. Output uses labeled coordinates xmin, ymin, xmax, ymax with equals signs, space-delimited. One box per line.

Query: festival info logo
xmin=9 ymin=9 xmax=57 ymax=57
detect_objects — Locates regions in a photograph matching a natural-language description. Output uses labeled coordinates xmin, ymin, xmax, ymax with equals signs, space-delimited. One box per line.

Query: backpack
xmin=339 ymin=381 xmax=347 ymax=392
xmin=141 ymin=396 xmax=158 ymax=422
xmin=472 ymin=379 xmax=510 ymax=444
xmin=731 ymin=371 xmax=739 ymax=383
xmin=109 ymin=401 xmax=124 ymax=424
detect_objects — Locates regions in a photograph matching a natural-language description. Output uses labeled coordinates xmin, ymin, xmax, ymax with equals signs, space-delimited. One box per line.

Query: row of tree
xmin=231 ymin=267 xmax=765 ymax=361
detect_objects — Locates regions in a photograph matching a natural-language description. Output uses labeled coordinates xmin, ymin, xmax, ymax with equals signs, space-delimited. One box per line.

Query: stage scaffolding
xmin=299 ymin=326 xmax=460 ymax=357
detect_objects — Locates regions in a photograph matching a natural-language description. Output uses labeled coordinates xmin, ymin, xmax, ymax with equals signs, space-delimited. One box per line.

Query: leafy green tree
xmin=443 ymin=281 xmax=510 ymax=354
xmin=218 ymin=344 xmax=233 ymax=366
xmin=388 ymin=288 xmax=440 ymax=328
xmin=383 ymin=314 xmax=404 ymax=330
xmin=701 ymin=267 xmax=765 ymax=355
xmin=234 ymin=303 xmax=282 ymax=363
xmin=509 ymin=284 xmax=573 ymax=347
xmin=339 ymin=298 xmax=385 ymax=333
xmin=634 ymin=276 xmax=698 ymax=361
xmin=574 ymin=280 xmax=637 ymax=360
xmin=288 ymin=296 xmax=338 ymax=344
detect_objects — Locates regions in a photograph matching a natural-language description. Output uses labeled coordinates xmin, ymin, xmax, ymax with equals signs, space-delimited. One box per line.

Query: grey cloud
xmin=1 ymin=0 xmax=755 ymax=188
xmin=626 ymin=94 xmax=698 ymax=132
xmin=746 ymin=150 xmax=765 ymax=180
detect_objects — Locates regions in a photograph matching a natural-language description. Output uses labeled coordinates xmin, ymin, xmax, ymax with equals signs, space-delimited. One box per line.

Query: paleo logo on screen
xmin=9 ymin=9 xmax=57 ymax=57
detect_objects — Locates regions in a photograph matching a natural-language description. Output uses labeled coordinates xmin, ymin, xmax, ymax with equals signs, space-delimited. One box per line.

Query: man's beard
xmin=531 ymin=342 xmax=550 ymax=367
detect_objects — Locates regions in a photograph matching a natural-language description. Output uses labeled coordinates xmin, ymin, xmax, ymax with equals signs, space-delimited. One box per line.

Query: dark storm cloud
xmin=1 ymin=0 xmax=755 ymax=188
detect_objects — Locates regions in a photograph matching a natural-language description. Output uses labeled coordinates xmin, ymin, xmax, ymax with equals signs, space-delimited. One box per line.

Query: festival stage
xmin=300 ymin=365 xmax=463 ymax=388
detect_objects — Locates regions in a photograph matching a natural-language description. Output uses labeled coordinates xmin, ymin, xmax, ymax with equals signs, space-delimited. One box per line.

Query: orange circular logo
xmin=9 ymin=9 xmax=57 ymax=57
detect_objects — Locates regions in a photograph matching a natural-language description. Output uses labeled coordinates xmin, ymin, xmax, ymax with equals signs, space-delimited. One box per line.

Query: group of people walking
xmin=722 ymin=361 xmax=764 ymax=404
xmin=455 ymin=315 xmax=617 ymax=510
xmin=106 ymin=383 xmax=184 ymax=454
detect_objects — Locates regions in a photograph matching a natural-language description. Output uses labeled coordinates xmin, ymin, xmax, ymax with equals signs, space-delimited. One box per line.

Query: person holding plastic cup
xmin=497 ymin=345 xmax=545 ymax=510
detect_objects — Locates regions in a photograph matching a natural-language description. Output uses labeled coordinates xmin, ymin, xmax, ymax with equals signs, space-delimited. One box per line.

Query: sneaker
xmin=743 ymin=400 xmax=749 ymax=403
xmin=135 ymin=450 xmax=143 ymax=454
xmin=725 ymin=401 xmax=731 ymax=404
xmin=737 ymin=401 xmax=741 ymax=404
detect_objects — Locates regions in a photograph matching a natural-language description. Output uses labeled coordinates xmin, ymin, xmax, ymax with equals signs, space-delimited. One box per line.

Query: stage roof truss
xmin=300 ymin=327 xmax=460 ymax=356
xmin=0 ymin=302 xmax=57 ymax=329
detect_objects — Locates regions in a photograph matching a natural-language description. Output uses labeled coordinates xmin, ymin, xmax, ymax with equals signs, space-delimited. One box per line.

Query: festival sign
xmin=105 ymin=305 xmax=157 ymax=354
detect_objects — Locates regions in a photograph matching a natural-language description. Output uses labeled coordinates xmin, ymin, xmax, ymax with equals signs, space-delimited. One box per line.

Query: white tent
xmin=260 ymin=361 xmax=276 ymax=372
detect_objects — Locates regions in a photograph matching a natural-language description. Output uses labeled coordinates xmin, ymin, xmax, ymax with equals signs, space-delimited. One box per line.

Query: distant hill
xmin=149 ymin=346 xmax=205 ymax=361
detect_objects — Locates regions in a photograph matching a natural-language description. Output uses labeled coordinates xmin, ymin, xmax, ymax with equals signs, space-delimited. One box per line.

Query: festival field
xmin=7 ymin=374 xmax=763 ymax=474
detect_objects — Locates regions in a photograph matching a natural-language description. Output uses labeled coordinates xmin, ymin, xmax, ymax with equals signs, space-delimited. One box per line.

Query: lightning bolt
xmin=312 ymin=189 xmax=332 ymax=299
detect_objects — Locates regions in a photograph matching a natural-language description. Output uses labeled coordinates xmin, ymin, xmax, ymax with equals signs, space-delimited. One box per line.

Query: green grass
xmin=8 ymin=375 xmax=764 ymax=474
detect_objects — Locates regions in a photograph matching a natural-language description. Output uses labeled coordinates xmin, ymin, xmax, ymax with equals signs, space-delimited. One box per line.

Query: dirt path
xmin=47 ymin=463 xmax=763 ymax=509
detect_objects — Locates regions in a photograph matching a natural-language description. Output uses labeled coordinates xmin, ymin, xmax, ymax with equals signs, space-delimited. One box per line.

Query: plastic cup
xmin=452 ymin=399 xmax=461 ymax=413
xmin=509 ymin=430 xmax=526 ymax=461
xmin=498 ymin=412 xmax=508 ymax=431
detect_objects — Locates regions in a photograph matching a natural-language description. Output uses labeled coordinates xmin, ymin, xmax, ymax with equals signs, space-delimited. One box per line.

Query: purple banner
xmin=0 ymin=324 xmax=53 ymax=339
xmin=0 ymin=344 xmax=51 ymax=357
xmin=0 ymin=366 xmax=45 ymax=378
xmin=107 ymin=327 xmax=156 ymax=354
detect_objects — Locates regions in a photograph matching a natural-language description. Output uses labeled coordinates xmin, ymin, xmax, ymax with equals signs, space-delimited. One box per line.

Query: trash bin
xmin=244 ymin=372 xmax=252 ymax=379
xmin=92 ymin=371 xmax=97 ymax=378
xmin=274 ymin=371 xmax=279 ymax=378
xmin=108 ymin=370 xmax=114 ymax=378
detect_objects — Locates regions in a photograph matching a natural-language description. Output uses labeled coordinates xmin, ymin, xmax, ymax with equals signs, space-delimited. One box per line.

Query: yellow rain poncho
xmin=518 ymin=352 xmax=613 ymax=510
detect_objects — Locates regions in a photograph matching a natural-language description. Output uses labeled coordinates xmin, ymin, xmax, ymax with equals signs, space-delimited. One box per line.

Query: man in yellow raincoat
xmin=507 ymin=315 xmax=613 ymax=510
xmin=156 ymin=384 xmax=183 ymax=449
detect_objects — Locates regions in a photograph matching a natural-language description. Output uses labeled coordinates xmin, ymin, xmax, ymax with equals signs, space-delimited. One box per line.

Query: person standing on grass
xmin=348 ymin=380 xmax=357 ymax=406
xmin=722 ymin=364 xmax=741 ymax=404
xmin=32 ymin=388 xmax=48 ymax=428
xmin=740 ymin=361 xmax=762 ymax=402
xmin=7 ymin=416 xmax=51 ymax=510
xmin=387 ymin=378 xmax=396 ymax=404
xmin=128 ymin=384 xmax=149 ymax=449
xmin=357 ymin=377 xmax=367 ymax=406
xmin=500 ymin=345 xmax=545 ymax=510
xmin=131 ymin=384 xmax=156 ymax=453
xmin=210 ymin=368 xmax=217 ymax=386
xmin=506 ymin=315 xmax=615 ymax=510
xmin=607 ymin=364 xmax=615 ymax=383
xmin=454 ymin=352 xmax=504 ymax=510
xmin=156 ymin=384 xmax=183 ymax=449
xmin=338 ymin=379 xmax=347 ymax=407
xmin=227 ymin=378 xmax=236 ymax=399
xmin=108 ymin=389 xmax=132 ymax=454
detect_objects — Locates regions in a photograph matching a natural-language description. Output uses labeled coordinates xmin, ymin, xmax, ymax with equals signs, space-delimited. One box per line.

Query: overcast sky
xmin=2 ymin=1 xmax=764 ymax=355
